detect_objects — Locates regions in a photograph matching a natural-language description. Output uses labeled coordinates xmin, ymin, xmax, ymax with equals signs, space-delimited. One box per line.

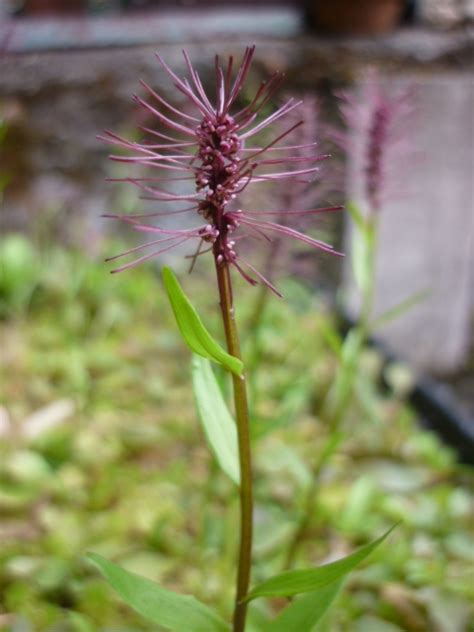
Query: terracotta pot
xmin=307 ymin=0 xmax=406 ymax=36
xmin=24 ymin=0 xmax=85 ymax=15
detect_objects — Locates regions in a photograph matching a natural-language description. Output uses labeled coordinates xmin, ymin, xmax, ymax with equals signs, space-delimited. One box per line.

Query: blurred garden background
xmin=0 ymin=1 xmax=473 ymax=631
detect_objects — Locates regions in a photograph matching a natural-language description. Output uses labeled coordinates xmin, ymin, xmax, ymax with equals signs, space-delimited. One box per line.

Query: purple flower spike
xmin=101 ymin=47 xmax=342 ymax=294
xmin=333 ymin=69 xmax=416 ymax=215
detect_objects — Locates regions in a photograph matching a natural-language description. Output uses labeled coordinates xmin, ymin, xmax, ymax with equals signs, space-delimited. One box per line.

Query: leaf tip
xmin=162 ymin=265 xmax=173 ymax=284
xmin=85 ymin=552 xmax=104 ymax=572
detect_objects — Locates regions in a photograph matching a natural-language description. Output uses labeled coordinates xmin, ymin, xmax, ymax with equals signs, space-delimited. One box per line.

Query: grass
xmin=0 ymin=234 xmax=473 ymax=632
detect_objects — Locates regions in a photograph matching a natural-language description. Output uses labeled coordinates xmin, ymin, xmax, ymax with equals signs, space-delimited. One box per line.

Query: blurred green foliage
xmin=0 ymin=234 xmax=473 ymax=631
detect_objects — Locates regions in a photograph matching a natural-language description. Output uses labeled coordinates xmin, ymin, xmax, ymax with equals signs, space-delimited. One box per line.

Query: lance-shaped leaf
xmin=87 ymin=553 xmax=230 ymax=632
xmin=162 ymin=267 xmax=243 ymax=376
xmin=246 ymin=526 xmax=396 ymax=601
xmin=192 ymin=355 xmax=240 ymax=485
xmin=266 ymin=579 xmax=343 ymax=632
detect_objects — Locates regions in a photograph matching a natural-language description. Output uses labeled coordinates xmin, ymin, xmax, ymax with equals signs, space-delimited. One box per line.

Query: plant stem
xmin=323 ymin=214 xmax=379 ymax=428
xmin=360 ymin=214 xmax=378 ymax=337
xmin=286 ymin=213 xmax=379 ymax=567
xmin=215 ymin=261 xmax=253 ymax=632
xmin=283 ymin=431 xmax=344 ymax=569
xmin=283 ymin=464 xmax=319 ymax=570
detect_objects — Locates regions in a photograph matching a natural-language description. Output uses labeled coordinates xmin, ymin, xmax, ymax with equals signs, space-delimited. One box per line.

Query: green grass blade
xmin=87 ymin=553 xmax=230 ymax=632
xmin=192 ymin=355 xmax=240 ymax=485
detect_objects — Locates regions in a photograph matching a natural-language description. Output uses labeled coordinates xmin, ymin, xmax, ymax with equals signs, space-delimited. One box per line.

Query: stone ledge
xmin=1 ymin=7 xmax=473 ymax=72
xmin=2 ymin=8 xmax=301 ymax=52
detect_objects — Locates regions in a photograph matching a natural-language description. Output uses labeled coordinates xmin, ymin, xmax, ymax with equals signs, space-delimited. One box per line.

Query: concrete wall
xmin=344 ymin=73 xmax=474 ymax=374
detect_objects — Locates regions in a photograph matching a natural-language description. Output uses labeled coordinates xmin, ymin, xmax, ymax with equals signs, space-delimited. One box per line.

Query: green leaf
xmin=246 ymin=526 xmax=396 ymax=601
xmin=191 ymin=355 xmax=240 ymax=485
xmin=68 ymin=612 xmax=97 ymax=632
xmin=370 ymin=289 xmax=430 ymax=330
xmin=323 ymin=328 xmax=364 ymax=418
xmin=266 ymin=579 xmax=343 ymax=632
xmin=162 ymin=267 xmax=243 ymax=376
xmin=313 ymin=431 xmax=346 ymax=476
xmin=351 ymin=228 xmax=372 ymax=295
xmin=87 ymin=553 xmax=230 ymax=632
xmin=347 ymin=200 xmax=366 ymax=232
xmin=316 ymin=316 xmax=343 ymax=358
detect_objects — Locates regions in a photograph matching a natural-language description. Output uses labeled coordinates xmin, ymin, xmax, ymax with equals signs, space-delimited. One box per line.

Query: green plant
xmin=283 ymin=73 xmax=427 ymax=569
xmin=87 ymin=49 xmax=394 ymax=631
